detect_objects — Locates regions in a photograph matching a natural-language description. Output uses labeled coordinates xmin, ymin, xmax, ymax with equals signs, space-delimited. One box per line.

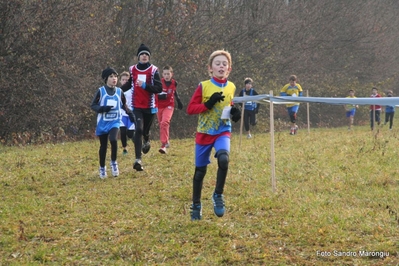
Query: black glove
xmin=99 ymin=106 xmax=112 ymax=113
xmin=230 ymin=106 xmax=241 ymax=122
xmin=177 ymin=100 xmax=183 ymax=110
xmin=255 ymin=106 xmax=259 ymax=114
xmin=128 ymin=112 xmax=135 ymax=123
xmin=204 ymin=92 xmax=225 ymax=109
xmin=158 ymin=93 xmax=167 ymax=100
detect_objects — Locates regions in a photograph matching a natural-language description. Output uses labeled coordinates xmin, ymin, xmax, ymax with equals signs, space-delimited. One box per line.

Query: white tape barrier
xmin=233 ymin=94 xmax=399 ymax=106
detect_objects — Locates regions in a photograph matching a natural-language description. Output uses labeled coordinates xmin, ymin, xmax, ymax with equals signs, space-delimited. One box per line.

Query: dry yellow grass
xmin=0 ymin=125 xmax=398 ymax=265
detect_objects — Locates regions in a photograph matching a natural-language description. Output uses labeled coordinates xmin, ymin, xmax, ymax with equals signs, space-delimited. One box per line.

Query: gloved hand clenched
xmin=204 ymin=92 xmax=225 ymax=109
xmin=177 ymin=100 xmax=183 ymax=110
xmin=128 ymin=112 xmax=135 ymax=123
xmin=230 ymin=106 xmax=241 ymax=122
xmin=99 ymin=106 xmax=112 ymax=113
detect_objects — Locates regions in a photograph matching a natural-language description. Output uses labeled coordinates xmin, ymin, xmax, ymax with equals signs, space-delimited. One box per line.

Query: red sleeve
xmin=186 ymin=83 xmax=208 ymax=115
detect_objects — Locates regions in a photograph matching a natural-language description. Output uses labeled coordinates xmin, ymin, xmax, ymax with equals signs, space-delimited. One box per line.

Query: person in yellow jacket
xmin=280 ymin=75 xmax=303 ymax=135
xmin=186 ymin=50 xmax=241 ymax=221
xmin=344 ymin=89 xmax=358 ymax=130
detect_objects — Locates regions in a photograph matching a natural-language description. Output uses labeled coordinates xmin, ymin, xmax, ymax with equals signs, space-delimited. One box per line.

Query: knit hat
xmin=137 ymin=43 xmax=151 ymax=57
xmin=101 ymin=67 xmax=118 ymax=83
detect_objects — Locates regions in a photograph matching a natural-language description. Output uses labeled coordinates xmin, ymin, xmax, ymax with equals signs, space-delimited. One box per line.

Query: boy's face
xmin=162 ymin=70 xmax=172 ymax=81
xmin=107 ymin=73 xmax=118 ymax=87
xmin=120 ymin=75 xmax=129 ymax=86
xmin=372 ymin=89 xmax=378 ymax=95
xmin=349 ymin=91 xmax=354 ymax=96
xmin=209 ymin=55 xmax=231 ymax=79
xmin=289 ymin=79 xmax=296 ymax=86
xmin=139 ymin=53 xmax=150 ymax=63
xmin=245 ymin=82 xmax=252 ymax=90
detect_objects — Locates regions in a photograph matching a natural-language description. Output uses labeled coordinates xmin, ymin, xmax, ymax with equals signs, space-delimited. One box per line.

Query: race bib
xmin=107 ymin=99 xmax=117 ymax=108
xmin=221 ymin=106 xmax=232 ymax=119
xmin=138 ymin=74 xmax=146 ymax=83
xmin=104 ymin=110 xmax=118 ymax=121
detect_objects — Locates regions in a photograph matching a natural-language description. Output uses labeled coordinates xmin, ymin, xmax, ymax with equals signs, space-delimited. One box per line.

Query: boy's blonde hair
xmin=289 ymin=75 xmax=297 ymax=81
xmin=120 ymin=71 xmax=130 ymax=78
xmin=163 ymin=65 xmax=173 ymax=73
xmin=244 ymin=77 xmax=253 ymax=84
xmin=207 ymin=50 xmax=232 ymax=77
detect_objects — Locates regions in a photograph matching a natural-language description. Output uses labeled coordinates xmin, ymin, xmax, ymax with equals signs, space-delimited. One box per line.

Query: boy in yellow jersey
xmin=280 ymin=75 xmax=303 ymax=135
xmin=186 ymin=50 xmax=241 ymax=221
xmin=344 ymin=89 xmax=358 ymax=130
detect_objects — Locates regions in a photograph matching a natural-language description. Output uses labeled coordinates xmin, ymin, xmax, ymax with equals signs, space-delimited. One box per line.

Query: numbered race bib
xmin=221 ymin=106 xmax=232 ymax=119
xmin=104 ymin=110 xmax=118 ymax=121
xmin=106 ymin=99 xmax=117 ymax=108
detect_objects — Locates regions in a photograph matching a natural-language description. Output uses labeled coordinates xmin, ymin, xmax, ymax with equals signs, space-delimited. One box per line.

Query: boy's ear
xmin=208 ymin=66 xmax=213 ymax=75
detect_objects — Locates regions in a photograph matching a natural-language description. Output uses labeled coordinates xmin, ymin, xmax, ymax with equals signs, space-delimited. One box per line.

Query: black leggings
xmin=120 ymin=127 xmax=135 ymax=148
xmin=98 ymin=127 xmax=119 ymax=167
xmin=243 ymin=109 xmax=256 ymax=132
xmin=385 ymin=112 xmax=394 ymax=129
xmin=133 ymin=109 xmax=156 ymax=159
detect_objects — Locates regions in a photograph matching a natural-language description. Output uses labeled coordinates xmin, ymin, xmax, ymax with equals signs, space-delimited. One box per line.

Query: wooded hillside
xmin=2 ymin=0 xmax=399 ymax=144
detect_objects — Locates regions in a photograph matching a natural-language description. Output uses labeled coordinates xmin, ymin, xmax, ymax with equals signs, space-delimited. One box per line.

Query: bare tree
xmin=2 ymin=0 xmax=399 ymax=144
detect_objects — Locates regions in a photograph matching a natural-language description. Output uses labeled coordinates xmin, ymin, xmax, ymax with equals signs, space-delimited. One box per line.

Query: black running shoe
xmin=133 ymin=159 xmax=144 ymax=171
xmin=142 ymin=141 xmax=151 ymax=154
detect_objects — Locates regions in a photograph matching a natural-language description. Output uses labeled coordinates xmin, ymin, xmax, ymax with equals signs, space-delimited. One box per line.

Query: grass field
xmin=1 ymin=125 xmax=399 ymax=265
